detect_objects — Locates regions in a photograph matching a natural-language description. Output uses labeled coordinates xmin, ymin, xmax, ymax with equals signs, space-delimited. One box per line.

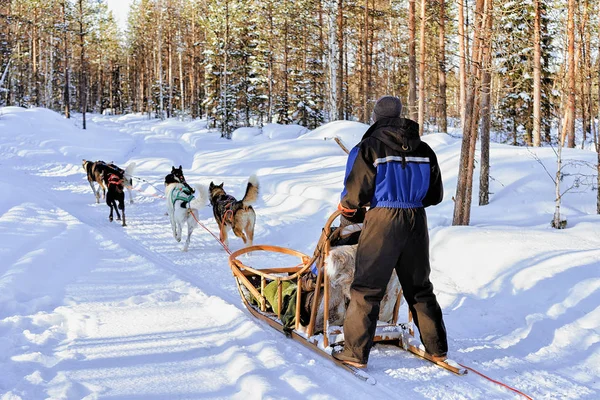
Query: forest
xmin=1 ymin=0 xmax=599 ymax=224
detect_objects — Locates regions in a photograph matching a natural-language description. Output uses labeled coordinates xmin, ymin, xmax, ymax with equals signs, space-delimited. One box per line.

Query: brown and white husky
xmin=82 ymin=159 xmax=136 ymax=204
xmin=208 ymin=176 xmax=259 ymax=248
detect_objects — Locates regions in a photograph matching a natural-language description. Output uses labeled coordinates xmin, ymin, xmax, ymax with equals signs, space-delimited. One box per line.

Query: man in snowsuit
xmin=332 ymin=95 xmax=447 ymax=368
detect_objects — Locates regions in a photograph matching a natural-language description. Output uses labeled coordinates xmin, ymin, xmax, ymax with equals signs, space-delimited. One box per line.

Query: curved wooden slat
xmin=229 ymin=244 xmax=309 ymax=260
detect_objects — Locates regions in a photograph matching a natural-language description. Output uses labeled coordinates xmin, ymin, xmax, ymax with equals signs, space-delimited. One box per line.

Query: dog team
xmin=82 ymin=160 xmax=259 ymax=252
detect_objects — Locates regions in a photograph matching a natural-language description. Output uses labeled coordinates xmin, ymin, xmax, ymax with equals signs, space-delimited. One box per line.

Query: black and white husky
xmin=165 ymin=182 xmax=207 ymax=252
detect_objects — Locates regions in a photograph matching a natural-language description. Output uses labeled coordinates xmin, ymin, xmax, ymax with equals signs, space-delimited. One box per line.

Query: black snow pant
xmin=341 ymin=207 xmax=448 ymax=363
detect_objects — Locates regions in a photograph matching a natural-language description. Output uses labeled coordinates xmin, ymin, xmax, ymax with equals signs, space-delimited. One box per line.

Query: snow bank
xmin=262 ymin=123 xmax=308 ymax=139
xmin=231 ymin=124 xmax=307 ymax=141
xmin=231 ymin=126 xmax=263 ymax=141
xmin=300 ymin=120 xmax=369 ymax=148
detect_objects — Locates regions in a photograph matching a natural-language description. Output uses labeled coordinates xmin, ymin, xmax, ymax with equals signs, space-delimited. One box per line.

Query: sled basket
xmin=228 ymin=210 xmax=409 ymax=347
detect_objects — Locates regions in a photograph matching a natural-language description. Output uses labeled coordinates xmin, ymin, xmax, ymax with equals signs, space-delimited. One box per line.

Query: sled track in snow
xmin=68 ymin=196 xmax=519 ymax=398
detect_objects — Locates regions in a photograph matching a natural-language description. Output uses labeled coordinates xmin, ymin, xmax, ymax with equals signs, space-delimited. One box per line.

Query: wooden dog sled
xmin=228 ymin=210 xmax=466 ymax=382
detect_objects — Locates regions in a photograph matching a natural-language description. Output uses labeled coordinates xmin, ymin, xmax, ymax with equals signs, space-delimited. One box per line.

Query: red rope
xmin=190 ymin=208 xmax=232 ymax=254
xmin=126 ymin=184 xmax=231 ymax=254
xmin=457 ymin=362 xmax=533 ymax=400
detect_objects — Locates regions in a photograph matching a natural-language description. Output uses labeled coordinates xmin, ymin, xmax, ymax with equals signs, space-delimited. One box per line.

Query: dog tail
xmin=124 ymin=162 xmax=136 ymax=181
xmin=189 ymin=184 xmax=208 ymax=210
xmin=241 ymin=175 xmax=259 ymax=207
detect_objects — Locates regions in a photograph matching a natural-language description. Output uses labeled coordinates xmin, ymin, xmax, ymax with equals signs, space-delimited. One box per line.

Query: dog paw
xmin=109 ymin=216 xmax=113 ymax=222
xmin=122 ymin=223 xmax=127 ymax=227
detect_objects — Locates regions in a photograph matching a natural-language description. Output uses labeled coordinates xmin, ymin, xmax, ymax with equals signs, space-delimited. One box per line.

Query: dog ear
xmin=179 ymin=165 xmax=182 ymax=170
xmin=219 ymin=182 xmax=224 ymax=188
xmin=171 ymin=166 xmax=176 ymax=173
xmin=209 ymin=182 xmax=215 ymax=189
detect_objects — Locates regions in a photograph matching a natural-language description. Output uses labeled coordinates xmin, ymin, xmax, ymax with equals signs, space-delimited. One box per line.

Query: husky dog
xmin=165 ymin=182 xmax=207 ymax=252
xmin=164 ymin=165 xmax=195 ymax=193
xmin=82 ymin=159 xmax=136 ymax=204
xmin=300 ymin=244 xmax=401 ymax=333
xmin=104 ymin=169 xmax=127 ymax=226
xmin=209 ymin=176 xmax=259 ymax=248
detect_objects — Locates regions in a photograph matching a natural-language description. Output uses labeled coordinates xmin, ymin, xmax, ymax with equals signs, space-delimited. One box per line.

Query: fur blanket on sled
xmin=299 ymin=244 xmax=402 ymax=333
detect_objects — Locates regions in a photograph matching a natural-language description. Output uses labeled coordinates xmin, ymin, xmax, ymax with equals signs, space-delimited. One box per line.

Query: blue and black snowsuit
xmin=339 ymin=117 xmax=447 ymax=363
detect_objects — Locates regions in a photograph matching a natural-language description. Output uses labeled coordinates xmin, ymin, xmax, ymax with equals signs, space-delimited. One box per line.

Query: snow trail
xmin=1 ymin=107 xmax=598 ymax=399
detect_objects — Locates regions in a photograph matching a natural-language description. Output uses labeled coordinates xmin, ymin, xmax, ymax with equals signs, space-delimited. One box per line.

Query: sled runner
xmin=229 ymin=210 xmax=467 ymax=380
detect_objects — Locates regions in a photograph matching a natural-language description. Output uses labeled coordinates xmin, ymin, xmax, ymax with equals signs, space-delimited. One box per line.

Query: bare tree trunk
xmin=417 ymin=0 xmax=426 ymax=135
xmin=223 ymin=0 xmax=230 ymax=134
xmin=190 ymin=14 xmax=196 ymax=118
xmin=267 ymin=2 xmax=274 ymax=123
xmin=0 ymin=59 xmax=10 ymax=90
xmin=463 ymin=0 xmax=492 ymax=221
xmin=362 ymin=0 xmax=369 ymax=123
xmin=345 ymin=32 xmax=350 ymax=119
xmin=566 ymin=0 xmax=576 ymax=148
xmin=179 ymin=48 xmax=184 ymax=115
xmin=582 ymin=0 xmax=592 ymax=150
xmin=337 ymin=0 xmax=344 ymax=120
xmin=46 ymin=32 xmax=53 ymax=107
xmin=479 ymin=72 xmax=491 ymax=206
xmin=458 ymin=0 xmax=467 ymax=128
xmin=280 ymin=11 xmax=290 ymax=124
xmin=597 ymin=144 xmax=600 ymax=214
xmin=98 ymin=64 xmax=103 ymax=113
xmin=32 ymin=9 xmax=39 ymax=106
xmin=533 ymin=0 xmax=542 ymax=147
xmin=63 ymin=1 xmax=70 ymax=118
xmin=437 ymin=0 xmax=447 ymax=133
xmin=453 ymin=0 xmax=488 ymax=226
xmin=408 ymin=0 xmax=417 ymax=120
xmin=597 ymin=1 xmax=600 ymax=214
xmin=78 ymin=0 xmax=86 ymax=129
xmin=168 ymin=41 xmax=173 ymax=118
xmin=583 ymin=1 xmax=593 ymax=151
xmin=553 ymin=132 xmax=565 ymax=228
xmin=479 ymin=0 xmax=493 ymax=206
xmin=157 ymin=1 xmax=164 ymax=119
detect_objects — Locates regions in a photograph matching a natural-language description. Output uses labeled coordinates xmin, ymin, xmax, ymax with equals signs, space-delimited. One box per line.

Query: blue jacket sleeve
xmin=422 ymin=147 xmax=443 ymax=207
xmin=340 ymin=141 xmax=376 ymax=210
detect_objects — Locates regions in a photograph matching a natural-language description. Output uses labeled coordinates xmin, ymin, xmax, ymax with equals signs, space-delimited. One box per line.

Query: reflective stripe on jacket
xmin=340 ymin=117 xmax=443 ymax=210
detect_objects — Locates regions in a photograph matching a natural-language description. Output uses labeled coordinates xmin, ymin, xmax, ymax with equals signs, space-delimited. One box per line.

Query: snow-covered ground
xmin=0 ymin=107 xmax=598 ymax=399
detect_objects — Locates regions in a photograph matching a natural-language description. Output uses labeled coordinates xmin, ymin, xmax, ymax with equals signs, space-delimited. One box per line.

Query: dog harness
xmin=171 ymin=186 xmax=195 ymax=208
xmin=107 ymin=173 xmax=123 ymax=186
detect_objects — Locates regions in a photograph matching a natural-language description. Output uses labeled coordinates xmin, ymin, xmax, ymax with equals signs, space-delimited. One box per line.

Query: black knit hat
xmin=372 ymin=95 xmax=403 ymax=122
